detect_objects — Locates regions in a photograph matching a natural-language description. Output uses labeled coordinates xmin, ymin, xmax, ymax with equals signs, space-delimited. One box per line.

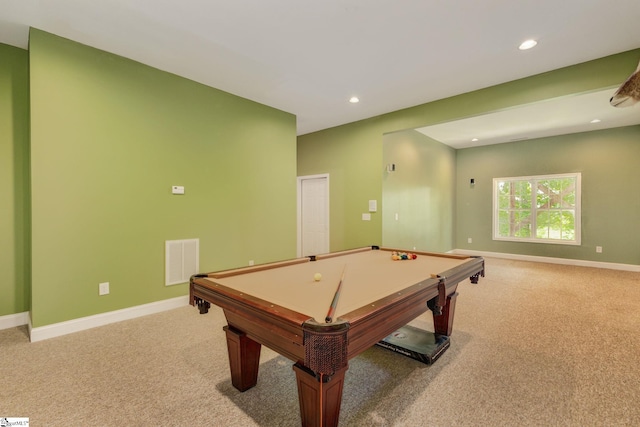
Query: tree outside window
xmin=494 ymin=173 xmax=581 ymax=245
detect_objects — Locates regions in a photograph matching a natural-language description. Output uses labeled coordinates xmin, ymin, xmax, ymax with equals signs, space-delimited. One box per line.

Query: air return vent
xmin=165 ymin=239 xmax=199 ymax=286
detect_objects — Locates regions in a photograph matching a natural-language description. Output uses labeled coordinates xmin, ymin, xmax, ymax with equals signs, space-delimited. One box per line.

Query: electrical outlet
xmin=249 ymin=260 xmax=254 ymax=266
xmin=99 ymin=282 xmax=110 ymax=295
xmin=596 ymin=246 xmax=603 ymax=253
xmin=468 ymin=238 xmax=473 ymax=244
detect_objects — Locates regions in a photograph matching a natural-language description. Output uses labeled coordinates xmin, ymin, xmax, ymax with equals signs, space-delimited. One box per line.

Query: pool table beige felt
xmin=190 ymin=246 xmax=484 ymax=427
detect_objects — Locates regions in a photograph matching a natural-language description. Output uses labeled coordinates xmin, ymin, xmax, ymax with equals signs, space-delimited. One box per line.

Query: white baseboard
xmin=452 ymin=249 xmax=640 ymax=272
xmin=13 ymin=249 xmax=640 ymax=341
xmin=29 ymin=295 xmax=190 ymax=342
xmin=0 ymin=311 xmax=30 ymax=331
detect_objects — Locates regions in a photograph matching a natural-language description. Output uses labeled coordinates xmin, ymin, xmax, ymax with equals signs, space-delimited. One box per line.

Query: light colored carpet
xmin=1 ymin=257 xmax=640 ymax=426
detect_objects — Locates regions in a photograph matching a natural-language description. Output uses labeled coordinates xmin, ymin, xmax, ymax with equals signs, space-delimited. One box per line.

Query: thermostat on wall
xmin=172 ymin=186 xmax=185 ymax=195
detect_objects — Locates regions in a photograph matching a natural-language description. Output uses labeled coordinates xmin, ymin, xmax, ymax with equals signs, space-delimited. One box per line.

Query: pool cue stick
xmin=325 ymin=266 xmax=347 ymax=323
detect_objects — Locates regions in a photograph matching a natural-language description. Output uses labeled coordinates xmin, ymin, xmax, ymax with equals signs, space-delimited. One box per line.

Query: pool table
xmin=190 ymin=246 xmax=484 ymax=427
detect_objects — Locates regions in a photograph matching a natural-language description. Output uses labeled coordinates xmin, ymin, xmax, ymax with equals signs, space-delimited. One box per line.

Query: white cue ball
xmin=314 ymin=273 xmax=322 ymax=281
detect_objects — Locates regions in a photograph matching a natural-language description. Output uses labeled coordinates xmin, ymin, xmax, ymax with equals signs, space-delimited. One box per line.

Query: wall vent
xmin=165 ymin=239 xmax=199 ymax=286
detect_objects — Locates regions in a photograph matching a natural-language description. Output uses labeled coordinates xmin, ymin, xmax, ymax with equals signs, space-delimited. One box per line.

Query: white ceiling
xmin=416 ymin=88 xmax=640 ymax=149
xmin=1 ymin=0 xmax=640 ymax=137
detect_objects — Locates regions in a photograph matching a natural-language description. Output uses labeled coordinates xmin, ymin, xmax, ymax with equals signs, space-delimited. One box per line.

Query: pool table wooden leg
xmin=293 ymin=363 xmax=347 ymax=427
xmin=223 ymin=325 xmax=262 ymax=392
xmin=433 ymin=291 xmax=458 ymax=336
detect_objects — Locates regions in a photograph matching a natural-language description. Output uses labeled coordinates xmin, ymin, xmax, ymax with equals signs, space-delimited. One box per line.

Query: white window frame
xmin=493 ymin=173 xmax=581 ymax=245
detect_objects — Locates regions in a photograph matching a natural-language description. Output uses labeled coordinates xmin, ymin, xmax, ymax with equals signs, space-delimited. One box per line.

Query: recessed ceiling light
xmin=590 ymin=119 xmax=601 ymax=124
xmin=349 ymin=96 xmax=360 ymax=103
xmin=471 ymin=138 xmax=479 ymax=142
xmin=518 ymin=39 xmax=538 ymax=50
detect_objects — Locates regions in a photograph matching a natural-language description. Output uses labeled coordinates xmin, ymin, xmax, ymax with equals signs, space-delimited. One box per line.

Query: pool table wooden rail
xmin=189 ymin=247 xmax=484 ymax=427
xmin=191 ymin=278 xmax=311 ymax=364
xmin=342 ymin=254 xmax=484 ymax=358
xmin=190 ymin=249 xmax=485 ymax=369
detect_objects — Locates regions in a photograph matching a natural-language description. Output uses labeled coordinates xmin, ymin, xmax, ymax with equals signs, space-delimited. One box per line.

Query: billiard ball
xmin=314 ymin=273 xmax=322 ymax=281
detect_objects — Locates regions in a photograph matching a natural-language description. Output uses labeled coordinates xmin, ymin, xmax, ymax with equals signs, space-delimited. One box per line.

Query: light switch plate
xmin=99 ymin=282 xmax=110 ymax=295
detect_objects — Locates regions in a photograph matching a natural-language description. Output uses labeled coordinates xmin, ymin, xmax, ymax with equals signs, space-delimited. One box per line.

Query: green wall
xmin=28 ymin=29 xmax=297 ymax=327
xmin=0 ymin=43 xmax=30 ymax=317
xmin=3 ymin=33 xmax=640 ymax=327
xmin=297 ymin=124 xmax=384 ymax=250
xmin=456 ymin=126 xmax=640 ymax=264
xmin=382 ymin=130 xmax=456 ymax=252
xmin=298 ymin=48 xmax=640 ymax=265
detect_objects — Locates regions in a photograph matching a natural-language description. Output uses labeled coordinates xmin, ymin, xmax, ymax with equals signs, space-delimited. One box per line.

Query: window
xmin=493 ymin=173 xmax=581 ymax=245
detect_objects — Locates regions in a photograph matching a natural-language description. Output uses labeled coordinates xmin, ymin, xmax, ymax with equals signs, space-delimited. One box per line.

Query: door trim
xmin=297 ymin=174 xmax=330 ymax=258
